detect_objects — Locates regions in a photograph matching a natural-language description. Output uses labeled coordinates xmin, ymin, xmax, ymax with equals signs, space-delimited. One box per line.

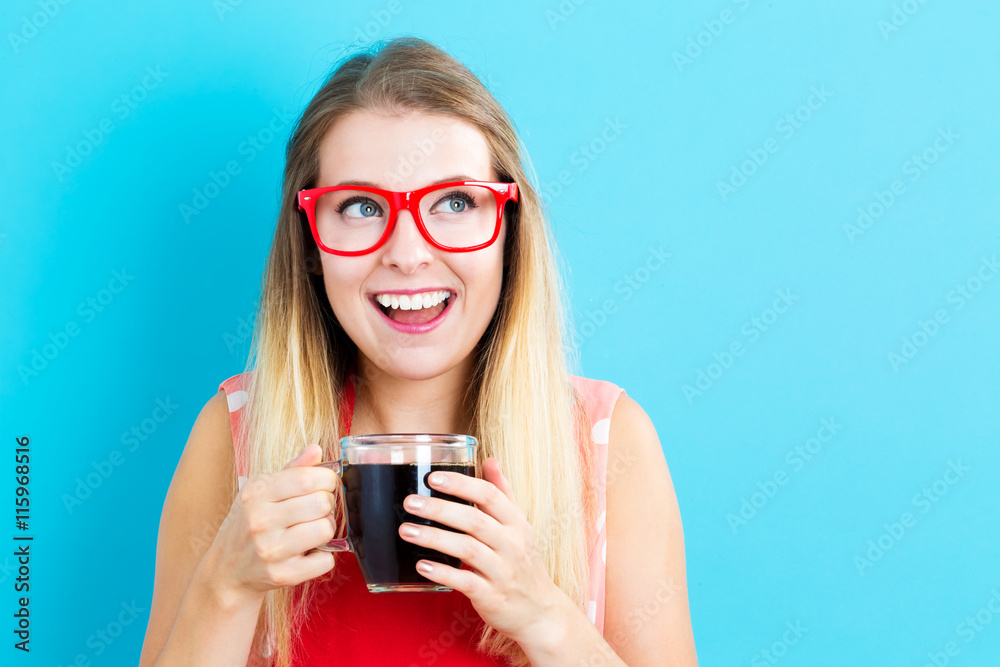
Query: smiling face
xmin=312 ymin=110 xmax=507 ymax=382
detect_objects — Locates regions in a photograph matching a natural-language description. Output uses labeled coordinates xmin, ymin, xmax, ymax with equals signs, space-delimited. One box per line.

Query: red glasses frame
xmin=296 ymin=180 xmax=519 ymax=256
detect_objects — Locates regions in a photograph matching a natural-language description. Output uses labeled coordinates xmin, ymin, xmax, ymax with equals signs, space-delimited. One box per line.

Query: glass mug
xmin=315 ymin=434 xmax=478 ymax=593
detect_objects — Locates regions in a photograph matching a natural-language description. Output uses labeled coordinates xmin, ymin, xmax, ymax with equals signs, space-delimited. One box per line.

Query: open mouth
xmin=373 ymin=290 xmax=452 ymax=326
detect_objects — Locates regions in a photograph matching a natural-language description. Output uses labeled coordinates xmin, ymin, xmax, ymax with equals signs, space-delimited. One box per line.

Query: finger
xmin=399 ymin=523 xmax=501 ymax=579
xmin=265 ymin=466 xmax=339 ymax=501
xmin=426 ymin=466 xmax=522 ymax=526
xmin=294 ymin=548 xmax=336 ymax=581
xmin=282 ymin=442 xmax=323 ymax=469
xmin=481 ymin=458 xmax=518 ymax=505
xmin=412 ymin=557 xmax=484 ymax=597
xmin=404 ymin=494 xmax=503 ymax=547
xmin=272 ymin=489 xmax=338 ymax=527
xmin=275 ymin=515 xmax=340 ymax=559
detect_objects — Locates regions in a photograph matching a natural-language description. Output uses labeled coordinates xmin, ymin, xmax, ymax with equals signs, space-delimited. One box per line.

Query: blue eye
xmin=431 ymin=191 xmax=477 ymax=215
xmin=338 ymin=197 xmax=382 ymax=218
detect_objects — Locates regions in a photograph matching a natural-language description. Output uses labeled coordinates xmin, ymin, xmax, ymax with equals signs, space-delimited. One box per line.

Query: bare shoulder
xmin=157 ymin=390 xmax=238 ymax=539
xmin=604 ymin=393 xmax=698 ymax=666
xmin=138 ymin=389 xmax=239 ymax=666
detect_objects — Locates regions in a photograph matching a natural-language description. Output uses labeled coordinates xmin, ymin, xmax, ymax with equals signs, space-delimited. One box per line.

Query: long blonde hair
xmin=237 ymin=36 xmax=597 ymax=666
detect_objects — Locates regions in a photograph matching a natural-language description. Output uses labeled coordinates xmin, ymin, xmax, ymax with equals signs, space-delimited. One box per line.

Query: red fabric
xmin=288 ymin=557 xmax=507 ymax=665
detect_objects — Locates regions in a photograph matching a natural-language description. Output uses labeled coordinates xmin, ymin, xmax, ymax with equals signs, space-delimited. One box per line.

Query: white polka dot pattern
xmin=226 ymin=390 xmax=248 ymax=412
xmin=591 ymin=417 xmax=611 ymax=445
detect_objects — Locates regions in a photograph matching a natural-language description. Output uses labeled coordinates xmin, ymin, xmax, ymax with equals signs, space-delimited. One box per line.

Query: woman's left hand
xmin=398 ymin=457 xmax=569 ymax=647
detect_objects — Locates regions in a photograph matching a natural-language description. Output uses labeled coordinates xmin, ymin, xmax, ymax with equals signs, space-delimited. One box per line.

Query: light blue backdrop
xmin=2 ymin=1 xmax=998 ymax=665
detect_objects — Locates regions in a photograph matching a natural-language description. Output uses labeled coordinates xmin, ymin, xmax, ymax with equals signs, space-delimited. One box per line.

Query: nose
xmin=379 ymin=207 xmax=435 ymax=273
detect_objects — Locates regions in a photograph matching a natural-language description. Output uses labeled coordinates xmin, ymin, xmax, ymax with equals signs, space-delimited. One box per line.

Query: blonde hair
xmin=237 ymin=36 xmax=597 ymax=666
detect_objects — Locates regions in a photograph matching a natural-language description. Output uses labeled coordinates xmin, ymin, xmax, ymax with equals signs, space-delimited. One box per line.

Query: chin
xmin=364 ymin=350 xmax=468 ymax=383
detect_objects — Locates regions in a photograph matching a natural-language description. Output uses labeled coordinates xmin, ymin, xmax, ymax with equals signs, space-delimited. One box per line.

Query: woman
xmin=140 ymin=37 xmax=697 ymax=666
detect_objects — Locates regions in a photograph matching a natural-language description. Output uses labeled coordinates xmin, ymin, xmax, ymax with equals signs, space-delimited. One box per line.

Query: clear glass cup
xmin=316 ymin=433 xmax=478 ymax=593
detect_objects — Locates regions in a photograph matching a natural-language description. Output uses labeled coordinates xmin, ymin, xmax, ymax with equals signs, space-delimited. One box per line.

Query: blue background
xmin=3 ymin=1 xmax=998 ymax=665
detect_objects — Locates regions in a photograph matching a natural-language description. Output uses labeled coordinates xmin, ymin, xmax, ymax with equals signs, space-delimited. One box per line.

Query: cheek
xmin=321 ymin=259 xmax=367 ymax=312
xmin=461 ymin=252 xmax=505 ymax=315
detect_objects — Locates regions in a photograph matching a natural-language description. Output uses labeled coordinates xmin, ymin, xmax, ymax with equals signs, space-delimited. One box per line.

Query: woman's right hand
xmin=205 ymin=443 xmax=339 ymax=600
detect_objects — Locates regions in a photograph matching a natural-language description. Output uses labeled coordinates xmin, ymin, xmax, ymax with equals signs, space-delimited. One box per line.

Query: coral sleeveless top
xmin=218 ymin=371 xmax=625 ymax=665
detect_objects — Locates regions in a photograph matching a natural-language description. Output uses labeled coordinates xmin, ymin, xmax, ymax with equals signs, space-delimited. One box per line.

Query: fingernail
xmin=429 ymin=473 xmax=445 ymax=486
xmin=405 ymin=495 xmax=425 ymax=510
xmin=416 ymin=561 xmax=433 ymax=574
xmin=401 ymin=524 xmax=420 ymax=538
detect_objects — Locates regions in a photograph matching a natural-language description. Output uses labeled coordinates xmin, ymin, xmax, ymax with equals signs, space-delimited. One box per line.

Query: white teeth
xmin=375 ymin=290 xmax=450 ymax=311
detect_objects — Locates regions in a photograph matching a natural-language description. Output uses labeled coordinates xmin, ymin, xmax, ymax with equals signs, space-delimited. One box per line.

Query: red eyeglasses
xmin=297 ymin=180 xmax=519 ymax=256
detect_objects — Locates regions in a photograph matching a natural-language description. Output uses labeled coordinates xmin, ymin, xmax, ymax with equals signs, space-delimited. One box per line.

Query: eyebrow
xmin=334 ymin=175 xmax=478 ymax=188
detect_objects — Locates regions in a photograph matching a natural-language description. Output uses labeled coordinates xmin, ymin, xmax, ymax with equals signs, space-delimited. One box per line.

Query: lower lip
xmin=371 ymin=296 xmax=453 ymax=334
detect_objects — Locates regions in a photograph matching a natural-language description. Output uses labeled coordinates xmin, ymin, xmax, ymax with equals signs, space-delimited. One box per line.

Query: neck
xmin=351 ymin=353 xmax=476 ymax=435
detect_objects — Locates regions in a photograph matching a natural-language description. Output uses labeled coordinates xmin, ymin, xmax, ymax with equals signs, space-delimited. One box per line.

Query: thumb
xmin=483 ymin=457 xmax=516 ymax=503
xmin=284 ymin=442 xmax=322 ymax=469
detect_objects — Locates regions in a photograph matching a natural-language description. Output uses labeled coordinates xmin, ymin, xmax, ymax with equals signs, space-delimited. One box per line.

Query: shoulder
xmin=162 ymin=381 xmax=240 ymax=536
xmin=569 ymin=374 xmax=626 ymax=431
xmin=167 ymin=387 xmax=237 ymax=516
xmin=607 ymin=393 xmax=660 ymax=472
xmin=604 ymin=392 xmax=669 ymax=516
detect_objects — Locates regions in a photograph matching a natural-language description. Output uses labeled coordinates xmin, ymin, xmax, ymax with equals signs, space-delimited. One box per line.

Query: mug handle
xmin=314 ymin=461 xmax=351 ymax=552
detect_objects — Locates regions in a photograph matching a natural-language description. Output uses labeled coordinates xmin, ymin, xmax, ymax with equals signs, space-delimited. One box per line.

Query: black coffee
xmin=340 ymin=462 xmax=474 ymax=587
